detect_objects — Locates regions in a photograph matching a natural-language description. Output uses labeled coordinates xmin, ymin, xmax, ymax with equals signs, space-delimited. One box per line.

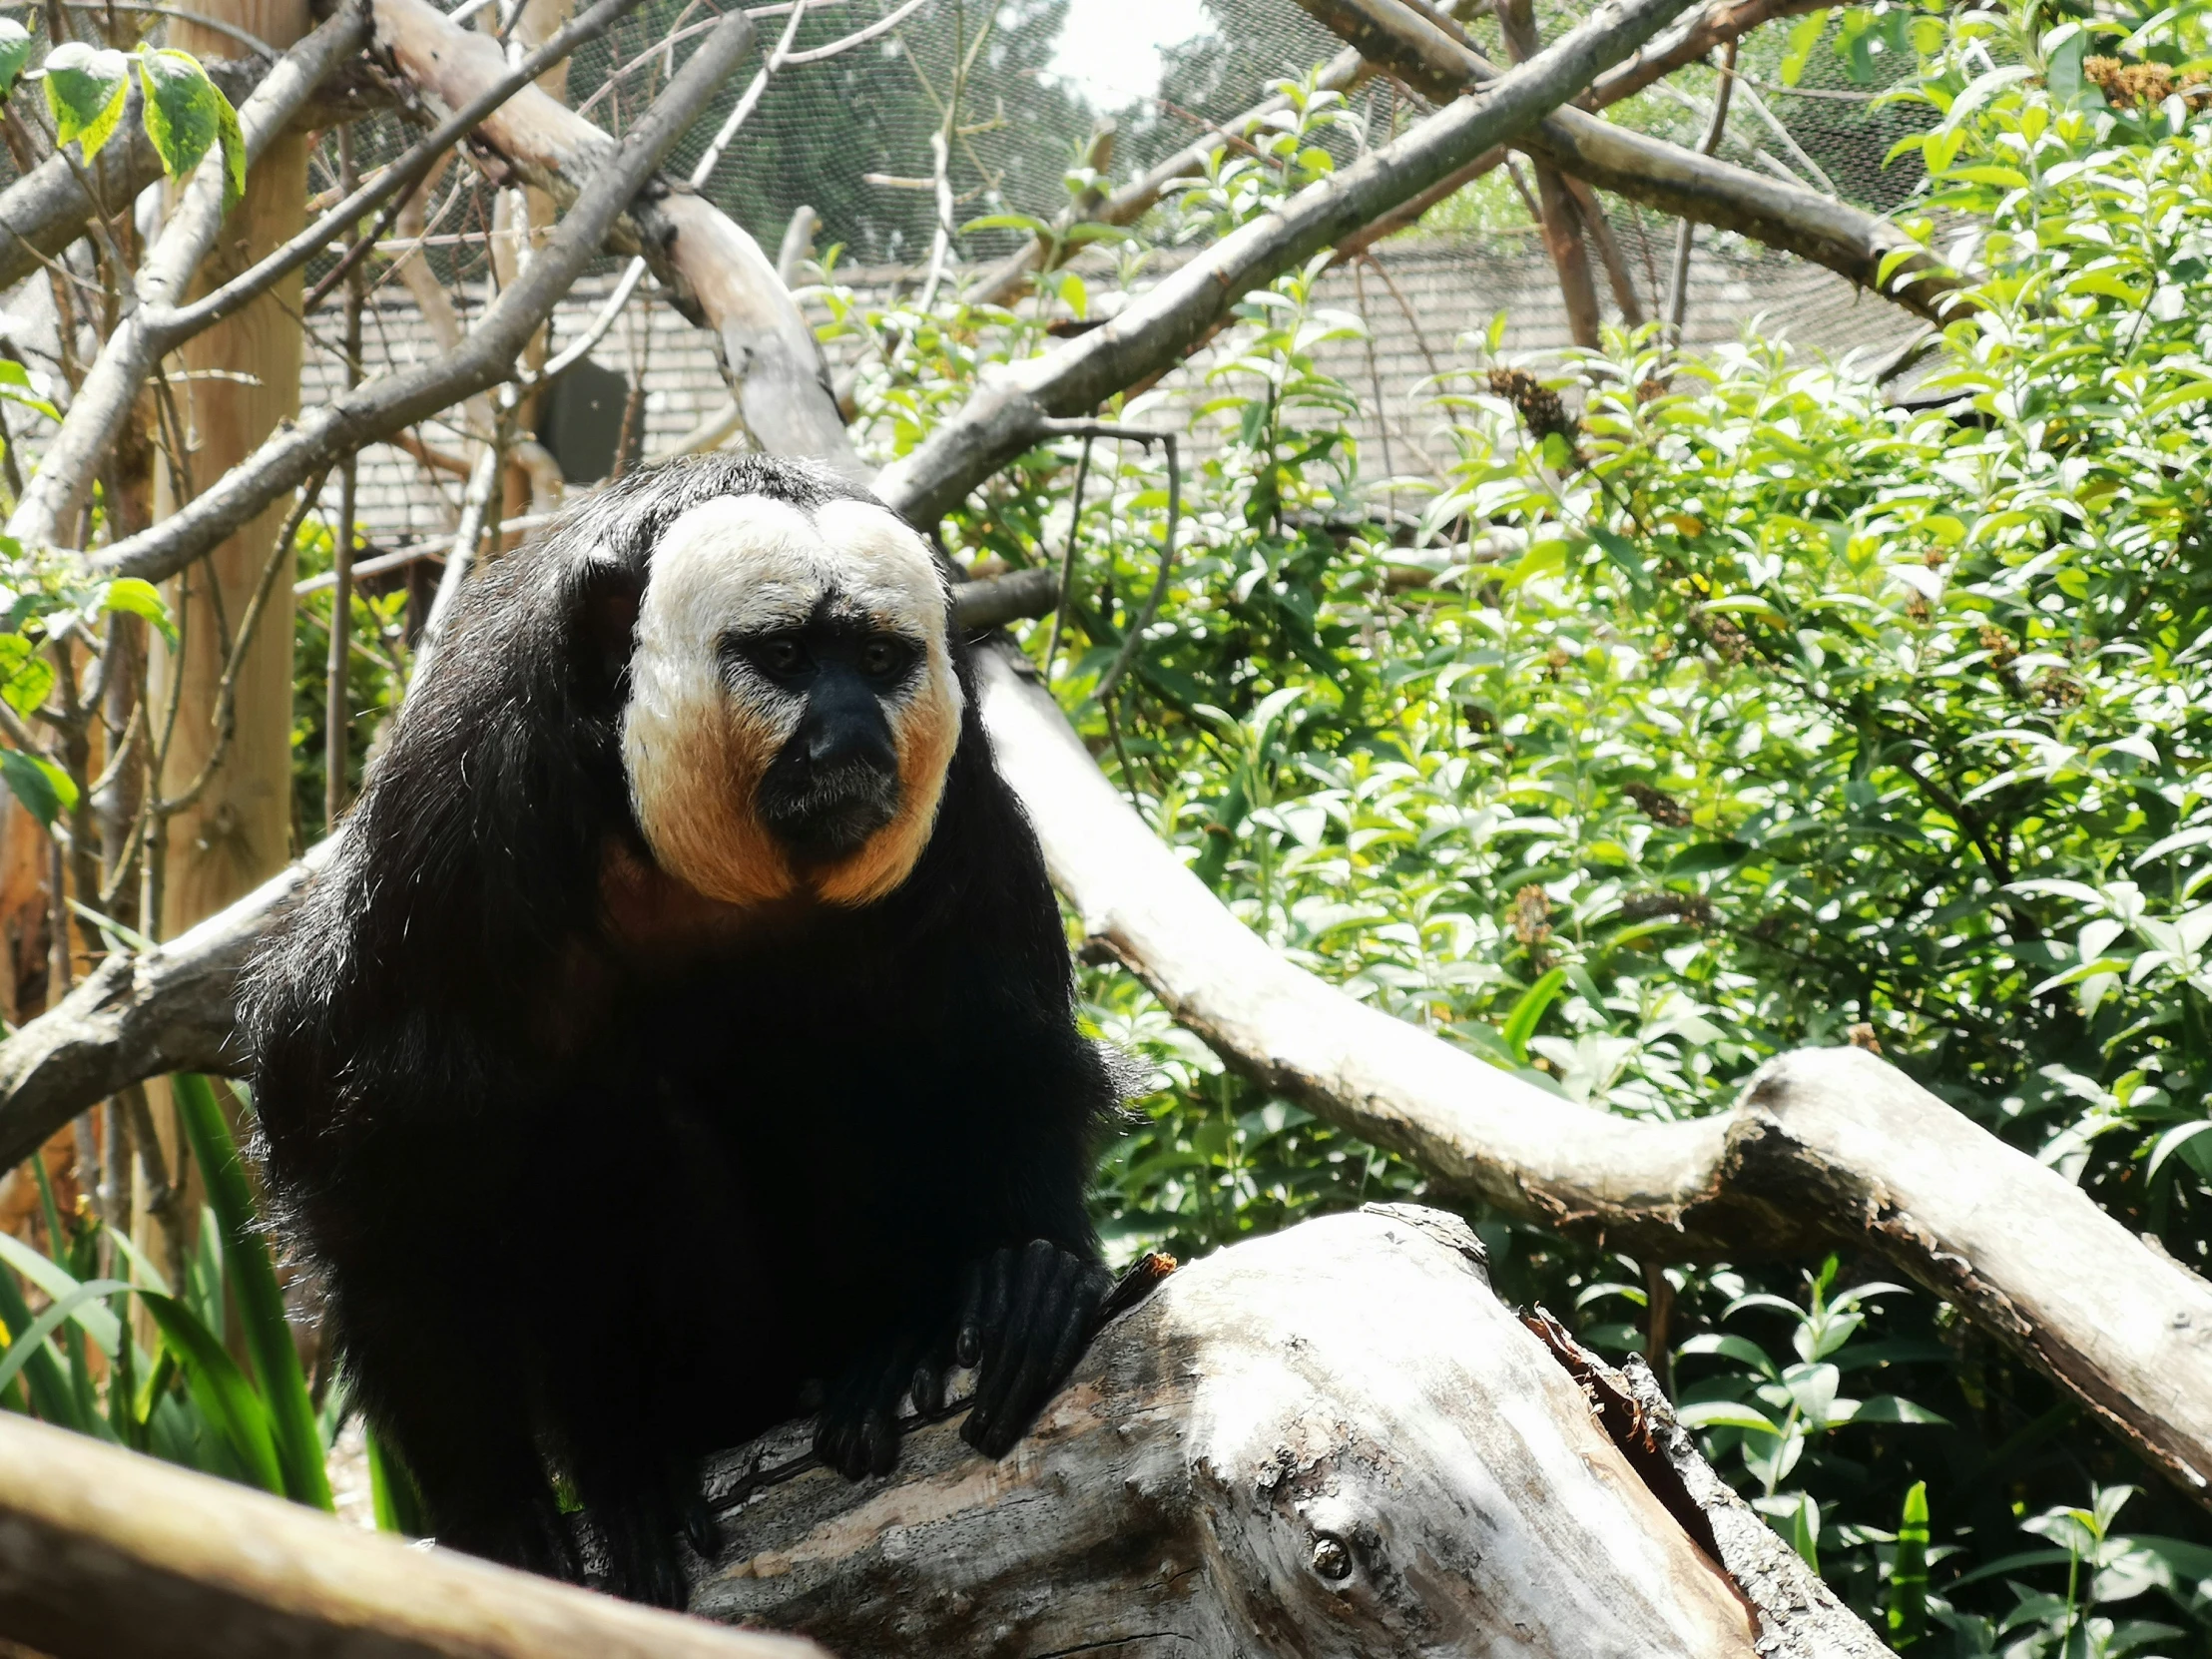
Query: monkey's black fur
xmin=244 ymin=455 xmax=1121 ymax=1606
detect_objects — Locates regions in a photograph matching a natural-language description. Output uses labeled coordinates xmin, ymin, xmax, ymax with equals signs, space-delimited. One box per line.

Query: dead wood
xmin=0 ymin=1406 xmax=820 ymax=1659
xmin=684 ymin=1207 xmax=1809 ymax=1657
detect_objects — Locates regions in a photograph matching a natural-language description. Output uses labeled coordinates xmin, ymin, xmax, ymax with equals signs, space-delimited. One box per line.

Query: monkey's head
xmin=617 ymin=478 xmax=963 ymax=910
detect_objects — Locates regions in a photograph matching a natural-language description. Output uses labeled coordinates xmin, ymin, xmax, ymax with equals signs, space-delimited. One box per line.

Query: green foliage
xmin=137 ymin=48 xmax=245 ymax=209
xmin=0 ymin=1080 xmax=436 ymax=1524
xmin=818 ymin=5 xmax=2212 ymax=1642
xmin=43 ymin=41 xmax=130 ymax=162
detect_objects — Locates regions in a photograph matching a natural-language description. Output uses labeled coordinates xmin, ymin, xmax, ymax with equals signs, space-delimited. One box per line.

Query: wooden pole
xmin=141 ymin=0 xmax=313 ymax=1268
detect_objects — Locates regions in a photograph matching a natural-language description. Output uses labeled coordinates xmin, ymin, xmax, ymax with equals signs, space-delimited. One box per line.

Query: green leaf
xmin=1668 ymin=839 xmax=1750 ymax=876
xmin=1499 ymin=966 xmax=1567 ymax=1065
xmin=137 ymin=49 xmax=225 ymax=187
xmin=0 ymin=1230 xmax=120 ymax=1355
xmin=1780 ymin=9 xmax=1831 ymax=84
xmin=99 ymin=577 xmax=177 ymax=645
xmin=0 ymin=749 xmax=75 ymax=830
xmin=1888 ymin=1480 xmax=1930 ymax=1643
xmin=214 ymin=83 xmax=246 ymax=211
xmin=1677 ymin=1332 xmax=1781 ymax=1379
xmin=137 ymin=1289 xmax=286 ymax=1496
xmin=173 ymin=1074 xmax=333 ymax=1510
xmin=0 ymin=633 xmax=54 ymax=714
xmin=1675 ymin=1400 xmax=1783 ymax=1434
xmin=0 ymin=20 xmax=33 ymax=100
xmin=0 ymin=1278 xmax=132 ymax=1400
xmin=1851 ymin=1394 xmax=1953 ymax=1425
xmin=42 ymin=42 xmax=131 ymax=163
xmin=1589 ymin=526 xmax=1650 ymax=595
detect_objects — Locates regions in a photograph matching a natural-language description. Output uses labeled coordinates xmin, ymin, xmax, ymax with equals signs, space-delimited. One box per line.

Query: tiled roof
xmin=296 ymin=230 xmax=1922 ymax=544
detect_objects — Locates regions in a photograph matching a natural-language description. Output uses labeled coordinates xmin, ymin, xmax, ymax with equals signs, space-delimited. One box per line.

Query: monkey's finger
xmin=861 ymin=1406 xmax=899 ymax=1479
xmin=974 ymin=1244 xmax=1037 ymax=1384
xmin=953 ymin=1258 xmax=986 ymax=1368
xmin=973 ymin=1256 xmax=1083 ymax=1450
xmin=959 ymin=1251 xmax=1010 ymax=1371
xmin=911 ymin=1349 xmax=950 ymax=1415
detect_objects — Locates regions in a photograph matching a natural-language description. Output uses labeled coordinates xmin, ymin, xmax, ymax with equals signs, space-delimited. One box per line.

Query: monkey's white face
xmin=620 ymin=493 xmax=964 ymax=908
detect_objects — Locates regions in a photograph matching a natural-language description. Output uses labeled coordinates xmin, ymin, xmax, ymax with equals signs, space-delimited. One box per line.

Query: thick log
xmin=0 ymin=1406 xmax=819 ymax=1659
xmin=687 ymin=1207 xmax=1805 ymax=1656
xmin=971 ymin=648 xmax=2212 ymax=1503
xmin=1291 ymin=0 xmax=1958 ymax=318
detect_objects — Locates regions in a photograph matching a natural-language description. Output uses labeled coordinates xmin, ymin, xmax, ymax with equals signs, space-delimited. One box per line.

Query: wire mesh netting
xmin=0 ymin=0 xmax=1941 ymax=538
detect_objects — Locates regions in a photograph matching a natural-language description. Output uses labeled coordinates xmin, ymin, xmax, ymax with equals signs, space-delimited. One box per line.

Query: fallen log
xmin=684 ymin=1207 xmax=1875 ymax=1656
xmin=0 ymin=1206 xmax=1880 ymax=1656
xmin=0 ymin=1406 xmax=821 ymax=1659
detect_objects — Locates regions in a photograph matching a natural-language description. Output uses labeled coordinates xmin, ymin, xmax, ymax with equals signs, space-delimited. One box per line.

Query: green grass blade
xmin=0 ymin=1229 xmax=122 ymax=1356
xmin=364 ymin=1422 xmax=427 ymax=1536
xmin=172 ymin=1074 xmax=332 ymax=1510
xmin=1499 ymin=966 xmax=1567 ymax=1065
xmin=137 ymin=1289 xmax=285 ymax=1496
xmin=0 ymin=1253 xmax=80 ymax=1426
xmin=0 ymin=1279 xmax=132 ymax=1398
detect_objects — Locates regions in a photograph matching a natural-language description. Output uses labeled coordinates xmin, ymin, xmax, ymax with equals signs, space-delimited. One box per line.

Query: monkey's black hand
xmin=814 ymin=1334 xmax=926 ymax=1481
xmin=954 ymin=1240 xmax=1114 ymax=1460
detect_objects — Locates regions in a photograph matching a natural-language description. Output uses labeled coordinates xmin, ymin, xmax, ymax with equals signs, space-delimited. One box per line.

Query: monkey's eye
xmin=743 ymin=634 xmax=811 ymax=682
xmin=856 ymin=636 xmax=916 ymax=682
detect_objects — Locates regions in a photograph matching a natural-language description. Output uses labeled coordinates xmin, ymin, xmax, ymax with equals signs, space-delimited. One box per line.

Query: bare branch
xmin=1293 ymin=0 xmax=1957 ymax=316
xmin=877 ymin=0 xmax=1703 ymax=529
xmin=6 ymin=1 xmax=372 ymax=550
xmin=87 ymin=3 xmax=762 ymax=583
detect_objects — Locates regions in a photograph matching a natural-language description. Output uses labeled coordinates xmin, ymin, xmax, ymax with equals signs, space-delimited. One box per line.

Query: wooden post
xmin=142 ymin=0 xmax=312 ymax=1262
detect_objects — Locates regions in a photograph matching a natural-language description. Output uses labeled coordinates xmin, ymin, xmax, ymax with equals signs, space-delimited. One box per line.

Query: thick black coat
xmin=244 ymin=456 xmax=1118 ymax=1599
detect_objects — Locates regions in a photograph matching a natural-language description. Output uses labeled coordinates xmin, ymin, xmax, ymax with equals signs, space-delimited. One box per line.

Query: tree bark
xmin=0 ymin=1407 xmax=819 ymax=1659
xmin=1498 ymin=0 xmax=1602 ymax=347
xmin=684 ymin=1207 xmax=1879 ymax=1656
xmin=1290 ymin=0 xmax=1957 ymax=318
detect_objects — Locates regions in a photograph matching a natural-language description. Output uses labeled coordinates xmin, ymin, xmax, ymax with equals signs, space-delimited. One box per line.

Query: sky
xmin=1042 ymin=0 xmax=1212 ymax=108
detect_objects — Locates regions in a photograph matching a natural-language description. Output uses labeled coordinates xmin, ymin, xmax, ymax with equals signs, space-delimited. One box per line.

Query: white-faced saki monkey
xmin=245 ymin=454 xmax=1125 ymax=1605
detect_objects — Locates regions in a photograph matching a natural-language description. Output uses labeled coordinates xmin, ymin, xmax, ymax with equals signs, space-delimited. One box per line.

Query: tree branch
xmin=7 ymin=0 xmax=373 ymax=549
xmin=875 ymin=0 xmax=1702 ymax=529
xmin=85 ymin=2 xmax=760 ymax=583
xmin=0 ymin=1406 xmax=820 ymax=1659
xmin=969 ymin=647 xmax=2212 ymax=1507
xmin=1292 ymin=0 xmax=1958 ymax=317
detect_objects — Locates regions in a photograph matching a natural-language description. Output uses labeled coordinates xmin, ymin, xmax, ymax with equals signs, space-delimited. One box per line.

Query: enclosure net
xmin=0 ymin=0 xmax=1938 ymax=532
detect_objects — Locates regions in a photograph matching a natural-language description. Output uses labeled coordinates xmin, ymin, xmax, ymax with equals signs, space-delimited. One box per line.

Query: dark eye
xmin=857 ymin=637 xmax=912 ymax=681
xmin=747 ymin=635 xmax=809 ymax=680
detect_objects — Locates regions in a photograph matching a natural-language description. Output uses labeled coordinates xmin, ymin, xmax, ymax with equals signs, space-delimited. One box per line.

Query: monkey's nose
xmin=797 ymin=688 xmax=897 ymax=777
